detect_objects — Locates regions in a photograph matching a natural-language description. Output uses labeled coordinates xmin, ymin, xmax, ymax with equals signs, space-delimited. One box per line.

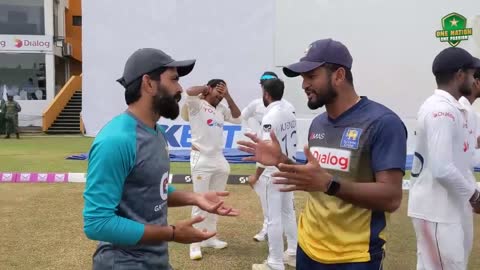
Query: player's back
xmin=280 ymin=99 xmax=296 ymax=115
xmin=261 ymin=101 xmax=297 ymax=173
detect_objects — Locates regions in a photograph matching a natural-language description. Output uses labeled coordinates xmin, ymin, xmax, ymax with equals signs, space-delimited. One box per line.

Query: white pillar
xmin=472 ymin=15 xmax=480 ymax=58
xmin=44 ymin=0 xmax=55 ymax=102
xmin=44 ymin=0 xmax=54 ymax=36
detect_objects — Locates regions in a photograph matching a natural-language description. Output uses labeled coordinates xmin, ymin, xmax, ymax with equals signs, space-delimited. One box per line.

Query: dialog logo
xmin=310 ymin=147 xmax=351 ymax=172
xmin=14 ymin=39 xmax=23 ymax=48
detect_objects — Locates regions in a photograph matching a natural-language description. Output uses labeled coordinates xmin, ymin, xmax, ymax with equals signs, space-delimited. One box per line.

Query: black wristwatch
xmin=325 ymin=175 xmax=341 ymax=196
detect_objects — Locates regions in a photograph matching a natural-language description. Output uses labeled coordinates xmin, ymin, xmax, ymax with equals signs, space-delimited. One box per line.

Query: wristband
xmin=169 ymin=225 xmax=176 ymax=241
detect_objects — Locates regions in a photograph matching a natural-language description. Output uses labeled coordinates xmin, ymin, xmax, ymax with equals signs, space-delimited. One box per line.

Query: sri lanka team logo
xmin=340 ymin=128 xmax=362 ymax=150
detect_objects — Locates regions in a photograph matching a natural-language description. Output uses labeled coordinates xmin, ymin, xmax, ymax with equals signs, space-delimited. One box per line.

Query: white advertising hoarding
xmin=0 ymin=35 xmax=53 ymax=53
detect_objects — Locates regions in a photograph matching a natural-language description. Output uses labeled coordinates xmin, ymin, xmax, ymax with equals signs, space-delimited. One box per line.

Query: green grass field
xmin=0 ymin=136 xmax=479 ymax=269
xmin=0 ymin=136 xmax=255 ymax=174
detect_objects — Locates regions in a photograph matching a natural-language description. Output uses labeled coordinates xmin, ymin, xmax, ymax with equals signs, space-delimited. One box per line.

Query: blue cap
xmin=283 ymin=39 xmax=353 ymax=77
xmin=432 ymin=47 xmax=480 ymax=74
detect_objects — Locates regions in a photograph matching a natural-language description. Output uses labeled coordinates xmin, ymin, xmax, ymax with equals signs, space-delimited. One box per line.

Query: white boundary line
xmin=3 ymin=173 xmax=480 ymax=189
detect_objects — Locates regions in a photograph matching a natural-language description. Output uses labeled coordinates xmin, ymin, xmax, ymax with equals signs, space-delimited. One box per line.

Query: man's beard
xmin=262 ymin=95 xmax=269 ymax=107
xmin=459 ymin=79 xmax=473 ymax=96
xmin=152 ymin=84 xmax=181 ymax=120
xmin=307 ymin=78 xmax=337 ymax=110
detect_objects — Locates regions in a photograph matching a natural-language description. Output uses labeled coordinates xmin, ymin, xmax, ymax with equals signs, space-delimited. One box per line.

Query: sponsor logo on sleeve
xmin=432 ymin=112 xmax=455 ymax=121
xmin=159 ymin=172 xmax=169 ymax=201
xmin=263 ymin=124 xmax=272 ymax=132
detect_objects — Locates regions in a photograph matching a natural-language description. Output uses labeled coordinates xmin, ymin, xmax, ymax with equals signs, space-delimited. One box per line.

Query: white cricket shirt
xmin=459 ymin=96 xmax=480 ymax=167
xmin=241 ymin=98 xmax=295 ymax=135
xmin=259 ymin=101 xmax=297 ymax=175
xmin=408 ymin=90 xmax=478 ymax=223
xmin=182 ymin=95 xmax=241 ymax=156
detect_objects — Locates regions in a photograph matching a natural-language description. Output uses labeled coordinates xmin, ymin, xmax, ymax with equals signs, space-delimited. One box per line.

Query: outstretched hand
xmin=237 ymin=131 xmax=284 ymax=166
xmin=173 ymin=216 xmax=216 ymax=244
xmin=196 ymin=191 xmax=240 ymax=216
xmin=272 ymin=145 xmax=332 ymax=192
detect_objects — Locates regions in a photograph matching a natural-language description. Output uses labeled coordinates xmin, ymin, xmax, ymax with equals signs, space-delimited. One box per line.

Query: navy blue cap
xmin=475 ymin=58 xmax=480 ymax=79
xmin=432 ymin=47 xmax=480 ymax=74
xmin=283 ymin=39 xmax=353 ymax=77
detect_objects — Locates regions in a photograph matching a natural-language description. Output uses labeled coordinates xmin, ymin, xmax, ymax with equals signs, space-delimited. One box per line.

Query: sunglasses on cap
xmin=260 ymin=75 xmax=277 ymax=81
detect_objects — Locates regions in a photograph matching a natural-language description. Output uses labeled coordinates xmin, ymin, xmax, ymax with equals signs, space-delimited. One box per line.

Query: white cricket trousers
xmin=411 ymin=212 xmax=473 ymax=270
xmin=253 ymin=174 xmax=268 ymax=233
xmin=264 ymin=174 xmax=298 ymax=270
xmin=190 ymin=150 xmax=230 ymax=233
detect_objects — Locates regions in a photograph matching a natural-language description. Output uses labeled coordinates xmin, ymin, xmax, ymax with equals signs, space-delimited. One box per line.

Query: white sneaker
xmin=283 ymin=251 xmax=296 ymax=267
xmin=200 ymin=238 xmax=228 ymax=249
xmin=189 ymin=243 xmax=202 ymax=260
xmin=253 ymin=230 xmax=267 ymax=242
xmin=252 ymin=261 xmax=274 ymax=270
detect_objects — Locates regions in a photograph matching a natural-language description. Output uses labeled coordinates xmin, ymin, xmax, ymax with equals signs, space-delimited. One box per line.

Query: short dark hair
xmin=207 ymin=79 xmax=226 ymax=88
xmin=323 ymin=63 xmax=353 ymax=86
xmin=434 ymin=71 xmax=458 ymax=85
xmin=434 ymin=67 xmax=478 ymax=85
xmin=124 ymin=67 xmax=166 ymax=105
xmin=262 ymin=78 xmax=284 ymax=101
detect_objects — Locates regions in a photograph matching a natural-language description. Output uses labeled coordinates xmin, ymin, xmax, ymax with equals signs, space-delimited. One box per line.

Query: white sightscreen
xmin=84 ymin=0 xmax=480 ymax=151
xmin=82 ymin=0 xmax=276 ymax=140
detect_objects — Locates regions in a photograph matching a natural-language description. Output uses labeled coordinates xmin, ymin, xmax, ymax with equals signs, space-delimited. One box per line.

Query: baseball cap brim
xmin=282 ymin=61 xmax=325 ymax=77
xmin=165 ymin=59 xmax=196 ymax=77
xmin=470 ymin=57 xmax=480 ymax=69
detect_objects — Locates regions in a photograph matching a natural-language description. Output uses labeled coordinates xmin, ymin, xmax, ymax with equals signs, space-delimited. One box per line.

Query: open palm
xmin=237 ymin=131 xmax=283 ymax=166
xmin=197 ymin=191 xmax=240 ymax=216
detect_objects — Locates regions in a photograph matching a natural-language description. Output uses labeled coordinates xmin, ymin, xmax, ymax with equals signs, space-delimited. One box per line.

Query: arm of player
xmin=225 ymin=97 xmax=241 ymax=119
xmin=167 ymin=190 xmax=240 ymax=215
xmin=238 ymin=131 xmax=296 ymax=166
xmin=241 ymin=101 xmax=257 ymax=129
xmin=83 ymin=136 xmax=147 ymax=245
xmin=83 ymin=137 xmax=236 ymax=245
xmin=186 ymin=85 xmax=209 ymax=96
xmin=180 ymin=103 xmax=189 ymax=121
xmin=220 ymin=83 xmax=241 ymax=119
xmin=142 ymin=188 xmax=241 ymax=244
xmin=425 ymin=107 xmax=478 ymax=202
xmin=248 ymin=166 xmax=265 ymax=188
xmin=272 ymin=114 xmax=407 ymax=213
